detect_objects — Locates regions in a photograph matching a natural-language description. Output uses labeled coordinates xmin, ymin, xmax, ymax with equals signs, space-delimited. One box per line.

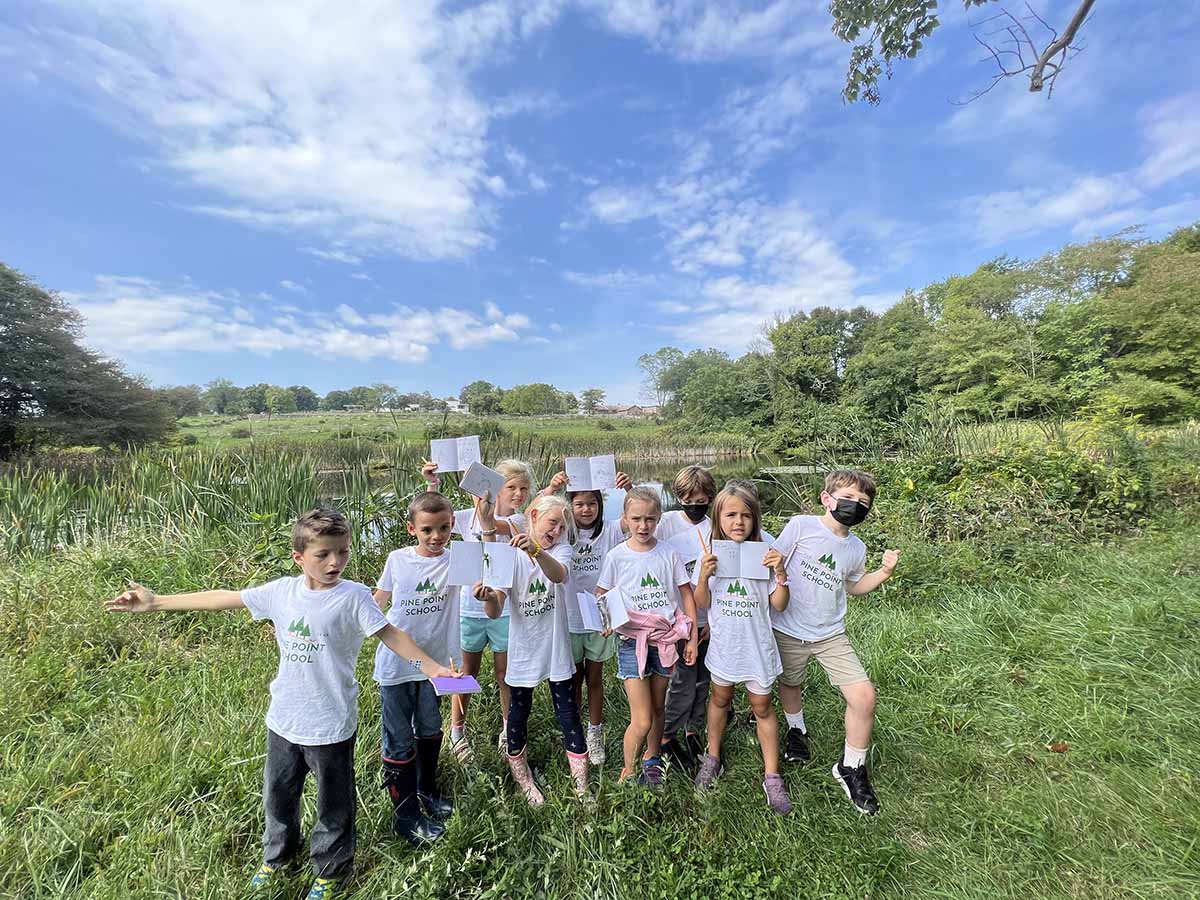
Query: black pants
xmin=262 ymin=729 xmax=356 ymax=879
xmin=506 ymin=679 xmax=585 ymax=756
xmin=664 ymin=636 xmax=711 ymax=738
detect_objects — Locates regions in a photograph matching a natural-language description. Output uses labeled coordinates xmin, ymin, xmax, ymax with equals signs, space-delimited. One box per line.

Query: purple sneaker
xmin=763 ymin=773 xmax=793 ymax=815
xmin=694 ymin=753 xmax=722 ymax=789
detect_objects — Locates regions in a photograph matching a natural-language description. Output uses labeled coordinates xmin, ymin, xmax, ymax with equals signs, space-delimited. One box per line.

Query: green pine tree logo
xmin=287 ymin=617 xmax=311 ymax=638
xmin=727 ymin=580 xmax=749 ymax=597
xmin=416 ymin=578 xmax=438 ymax=592
xmin=818 ymin=553 xmax=837 ymax=571
xmin=640 ymin=573 xmax=661 ymax=588
xmin=530 ymin=578 xmax=548 ymax=595
xmin=578 ymin=543 xmax=593 ymax=555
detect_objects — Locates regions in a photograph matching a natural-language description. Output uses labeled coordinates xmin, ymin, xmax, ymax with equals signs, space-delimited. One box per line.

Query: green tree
xmin=320 ymin=389 xmax=353 ymax=411
xmin=843 ymin=292 xmax=934 ymax=418
xmin=580 ymin=388 xmax=606 ymax=415
xmin=240 ymin=383 xmax=269 ymax=415
xmin=0 ymin=264 xmax=175 ymax=455
xmin=265 ymin=385 xmax=297 ymax=418
xmin=502 ymin=383 xmax=565 ymax=416
xmin=637 ymin=347 xmax=685 ymax=408
xmin=460 ymin=380 xmax=504 ymax=415
xmin=288 ymin=385 xmax=319 ymax=412
xmin=156 ymin=384 xmax=204 ymax=419
xmin=203 ymin=378 xmax=241 ymax=415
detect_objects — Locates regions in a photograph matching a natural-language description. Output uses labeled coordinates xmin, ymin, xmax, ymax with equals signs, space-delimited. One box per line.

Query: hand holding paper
xmin=429 ymin=435 xmax=482 ymax=473
xmin=565 ymin=454 xmax=617 ymax=491
xmin=711 ymin=540 xmax=772 ymax=580
xmin=447 ymin=540 xmax=516 ymax=588
xmin=460 ymin=461 xmax=506 ymax=501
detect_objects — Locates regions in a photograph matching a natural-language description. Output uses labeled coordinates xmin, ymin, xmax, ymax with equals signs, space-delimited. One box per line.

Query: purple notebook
xmin=431 ymin=674 xmax=482 ymax=697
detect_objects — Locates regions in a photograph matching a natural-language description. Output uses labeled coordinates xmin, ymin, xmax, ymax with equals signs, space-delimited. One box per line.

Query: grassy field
xmin=1 ymin=511 xmax=1197 ymax=899
xmin=176 ymin=412 xmax=665 ymax=448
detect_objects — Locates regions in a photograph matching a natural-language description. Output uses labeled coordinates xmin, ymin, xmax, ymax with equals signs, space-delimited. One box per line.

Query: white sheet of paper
xmin=603 ymin=587 xmax=630 ymax=629
xmin=711 ymin=540 xmax=741 ymax=578
xmin=602 ymin=488 xmax=626 ymax=520
xmin=577 ymin=591 xmax=605 ymax=632
xmin=564 ymin=456 xmax=594 ymax=491
xmin=429 ymin=435 xmax=481 ymax=473
xmin=460 ymin=461 xmax=505 ymax=501
xmin=739 ymin=541 xmax=771 ymax=580
xmin=480 ymin=541 xmax=516 ymax=589
xmin=589 ymin=455 xmax=616 ymax=490
xmin=446 ymin=541 xmax=483 ymax=586
xmin=669 ymin=529 xmax=706 ymax=565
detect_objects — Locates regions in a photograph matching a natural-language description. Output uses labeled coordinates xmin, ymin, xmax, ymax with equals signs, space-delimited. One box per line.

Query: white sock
xmin=451 ymin=724 xmax=465 ymax=742
xmin=843 ymin=742 xmax=868 ymax=769
xmin=784 ymin=711 xmax=806 ymax=733
xmin=588 ymin=722 xmax=603 ymax=733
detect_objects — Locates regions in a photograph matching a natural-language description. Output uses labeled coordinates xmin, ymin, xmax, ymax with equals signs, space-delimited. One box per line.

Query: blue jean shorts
xmin=617 ymin=637 xmax=673 ymax=680
xmin=461 ymin=615 xmax=510 ymax=653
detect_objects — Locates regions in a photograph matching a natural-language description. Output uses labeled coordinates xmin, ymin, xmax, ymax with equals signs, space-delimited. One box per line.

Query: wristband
xmin=481 ymin=528 xmax=497 ymax=537
xmin=528 ymin=540 xmax=542 ymax=559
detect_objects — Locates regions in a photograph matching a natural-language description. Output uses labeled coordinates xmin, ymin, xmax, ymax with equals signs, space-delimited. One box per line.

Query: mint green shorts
xmin=461 ymin=615 xmax=510 ymax=653
xmin=571 ymin=630 xmax=617 ymax=665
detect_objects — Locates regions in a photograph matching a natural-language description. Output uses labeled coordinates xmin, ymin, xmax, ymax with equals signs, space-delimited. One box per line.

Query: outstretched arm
xmin=376 ymin=624 xmax=459 ymax=679
xmin=105 ymin=582 xmax=245 ymax=613
xmin=845 ymin=550 xmax=900 ymax=596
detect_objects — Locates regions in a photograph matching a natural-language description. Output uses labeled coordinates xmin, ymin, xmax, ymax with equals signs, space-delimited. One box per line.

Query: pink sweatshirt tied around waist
xmin=616 ymin=606 xmax=693 ymax=675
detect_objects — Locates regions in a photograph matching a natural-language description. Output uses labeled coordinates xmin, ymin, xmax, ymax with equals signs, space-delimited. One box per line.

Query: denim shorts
xmin=616 ymin=637 xmax=673 ymax=680
xmin=461 ymin=614 xmax=510 ymax=653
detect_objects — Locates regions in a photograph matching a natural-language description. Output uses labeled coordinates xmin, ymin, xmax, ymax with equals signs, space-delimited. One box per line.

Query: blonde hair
xmin=673 ymin=464 xmax=716 ymax=501
xmin=494 ymin=459 xmax=535 ymax=494
xmin=623 ymin=486 xmax=663 ymax=519
xmin=710 ymin=483 xmax=763 ymax=543
xmin=526 ymin=493 xmax=576 ymax=547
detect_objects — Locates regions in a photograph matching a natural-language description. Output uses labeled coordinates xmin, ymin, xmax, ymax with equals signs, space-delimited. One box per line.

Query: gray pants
xmin=664 ymin=636 xmax=710 ymax=738
xmin=263 ymin=729 xmax=356 ymax=879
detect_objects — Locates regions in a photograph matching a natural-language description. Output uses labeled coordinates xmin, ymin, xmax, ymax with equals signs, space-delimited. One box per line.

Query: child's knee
xmin=748 ymin=695 xmax=773 ymax=718
xmin=709 ymin=689 xmax=732 ymax=710
xmin=846 ymin=680 xmax=876 ymax=713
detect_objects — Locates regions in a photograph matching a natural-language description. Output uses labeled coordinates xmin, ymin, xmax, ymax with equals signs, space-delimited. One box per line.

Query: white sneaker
xmin=586 ymin=726 xmax=606 ymax=765
xmin=497 ymin=727 xmax=507 ymax=754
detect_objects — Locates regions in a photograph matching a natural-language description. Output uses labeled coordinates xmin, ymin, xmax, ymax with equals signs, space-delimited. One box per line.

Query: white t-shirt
xmin=241 ymin=576 xmax=387 ymax=746
xmin=567 ymin=519 xmax=626 ymax=634
xmin=372 ymin=547 xmax=461 ymax=686
xmin=769 ymin=515 xmax=866 ymax=642
xmin=504 ymin=541 xmax=575 ymax=687
xmin=655 ymin=509 xmax=709 ymax=543
xmin=452 ymin=508 xmax=525 ymax=618
xmin=596 ymin=541 xmax=690 ymax=619
xmin=692 ymin=562 xmax=782 ymax=688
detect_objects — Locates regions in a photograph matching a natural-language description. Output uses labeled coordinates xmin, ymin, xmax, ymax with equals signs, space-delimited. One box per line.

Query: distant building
xmin=444 ymin=399 xmax=466 ymax=413
xmin=598 ymin=404 xmax=659 ymax=418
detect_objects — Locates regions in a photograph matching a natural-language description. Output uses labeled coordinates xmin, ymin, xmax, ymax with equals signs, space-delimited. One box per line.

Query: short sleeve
xmin=452 ymin=509 xmax=471 ymax=537
xmin=845 ymin=543 xmax=867 ymax=583
xmin=549 ymin=541 xmax=573 ymax=567
xmin=670 ymin=550 xmax=689 ymax=587
xmin=596 ymin=552 xmax=617 ymax=592
xmin=376 ymin=552 xmax=399 ymax=593
xmin=241 ymin=578 xmax=284 ymax=622
xmin=354 ymin=587 xmax=388 ymax=636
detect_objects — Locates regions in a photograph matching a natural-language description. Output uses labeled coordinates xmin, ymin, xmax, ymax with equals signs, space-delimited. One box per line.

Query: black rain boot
xmin=382 ymin=758 xmax=446 ymax=847
xmin=415 ymin=734 xmax=453 ymax=821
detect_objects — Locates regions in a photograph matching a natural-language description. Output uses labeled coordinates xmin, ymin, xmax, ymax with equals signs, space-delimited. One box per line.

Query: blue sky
xmin=2 ymin=1 xmax=1198 ymax=403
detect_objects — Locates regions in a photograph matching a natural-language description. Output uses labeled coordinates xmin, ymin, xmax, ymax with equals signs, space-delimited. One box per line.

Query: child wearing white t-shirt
xmin=770 ymin=469 xmax=900 ymax=816
xmin=421 ymin=458 xmax=533 ymax=763
xmin=691 ymin=483 xmax=793 ymax=815
xmin=372 ymin=492 xmax=471 ymax=847
xmin=596 ymin=487 xmax=698 ymax=788
xmin=104 ymin=509 xmax=455 ymax=900
xmin=475 ymin=494 xmax=591 ymax=805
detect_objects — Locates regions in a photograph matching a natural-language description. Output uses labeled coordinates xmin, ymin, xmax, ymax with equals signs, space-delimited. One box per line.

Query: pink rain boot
xmin=567 ymin=751 xmax=593 ymax=804
xmin=506 ymin=749 xmax=545 ymax=807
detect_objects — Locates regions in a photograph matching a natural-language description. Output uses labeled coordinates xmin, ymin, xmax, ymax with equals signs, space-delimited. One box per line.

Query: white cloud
xmin=302 ymin=246 xmax=362 ymax=265
xmin=74 ymin=274 xmax=536 ymax=365
xmin=564 ymin=268 xmax=658 ymax=289
xmin=21 ymin=1 xmax=565 ymax=260
xmin=279 ymin=279 xmax=308 ymax=293
xmin=1138 ymin=92 xmax=1200 ymax=188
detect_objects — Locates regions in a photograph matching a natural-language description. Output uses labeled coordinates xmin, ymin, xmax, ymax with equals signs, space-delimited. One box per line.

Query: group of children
xmin=105 ymin=458 xmax=898 ymax=899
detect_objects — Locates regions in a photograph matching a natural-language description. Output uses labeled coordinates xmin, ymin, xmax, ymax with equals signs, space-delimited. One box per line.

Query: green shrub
xmin=230 ymin=427 xmax=251 ymax=439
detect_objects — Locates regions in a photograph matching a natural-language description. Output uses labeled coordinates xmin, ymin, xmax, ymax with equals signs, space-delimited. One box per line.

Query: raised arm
xmin=693 ymin=552 xmax=717 ymax=610
xmin=845 ymin=549 xmax=899 ymax=596
xmin=105 ymin=582 xmax=245 ymax=613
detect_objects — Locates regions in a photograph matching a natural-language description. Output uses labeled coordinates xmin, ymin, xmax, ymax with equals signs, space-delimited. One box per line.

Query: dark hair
xmin=292 ymin=508 xmax=351 ymax=552
xmin=408 ymin=491 xmax=454 ymax=522
xmin=710 ymin=484 xmax=763 ymax=543
xmin=567 ymin=489 xmax=605 ymax=539
xmin=824 ymin=469 xmax=877 ymax=504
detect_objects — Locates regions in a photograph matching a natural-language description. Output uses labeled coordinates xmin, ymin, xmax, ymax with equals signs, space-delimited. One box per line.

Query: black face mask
xmin=829 ymin=498 xmax=870 ymax=527
xmin=680 ymin=503 xmax=710 ymax=524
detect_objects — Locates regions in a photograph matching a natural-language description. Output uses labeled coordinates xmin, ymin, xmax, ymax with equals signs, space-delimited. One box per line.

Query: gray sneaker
xmin=694 ymin=753 xmax=722 ymax=789
xmin=586 ymin=726 xmax=606 ymax=765
xmin=763 ymin=773 xmax=793 ymax=815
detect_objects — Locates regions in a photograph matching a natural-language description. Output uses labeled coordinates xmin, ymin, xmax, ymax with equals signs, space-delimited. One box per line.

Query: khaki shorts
xmin=774 ymin=630 xmax=869 ymax=687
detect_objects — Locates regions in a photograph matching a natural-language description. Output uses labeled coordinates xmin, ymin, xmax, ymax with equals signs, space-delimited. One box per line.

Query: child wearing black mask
xmin=654 ymin=464 xmax=717 ymax=773
xmin=769 ymin=469 xmax=899 ymax=816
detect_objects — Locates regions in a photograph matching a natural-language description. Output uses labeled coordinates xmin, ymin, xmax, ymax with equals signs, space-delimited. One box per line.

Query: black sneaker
xmin=661 ymin=736 xmax=693 ymax=774
xmin=783 ymin=726 xmax=811 ymax=764
xmin=832 ymin=760 xmax=881 ymax=815
xmin=684 ymin=733 xmax=706 ymax=767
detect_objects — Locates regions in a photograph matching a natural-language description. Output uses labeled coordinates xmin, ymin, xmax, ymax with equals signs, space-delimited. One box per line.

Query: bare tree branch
xmin=1028 ymin=0 xmax=1096 ymax=90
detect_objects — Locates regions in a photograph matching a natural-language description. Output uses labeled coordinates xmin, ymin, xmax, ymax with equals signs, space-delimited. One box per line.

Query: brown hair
xmin=673 ymin=464 xmax=716 ymax=501
xmin=710 ymin=483 xmax=763 ymax=542
xmin=823 ymin=469 xmax=877 ymax=504
xmin=292 ymin=508 xmax=351 ymax=552
xmin=408 ymin=491 xmax=454 ymax=522
xmin=623 ymin=485 xmax=663 ymax=519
